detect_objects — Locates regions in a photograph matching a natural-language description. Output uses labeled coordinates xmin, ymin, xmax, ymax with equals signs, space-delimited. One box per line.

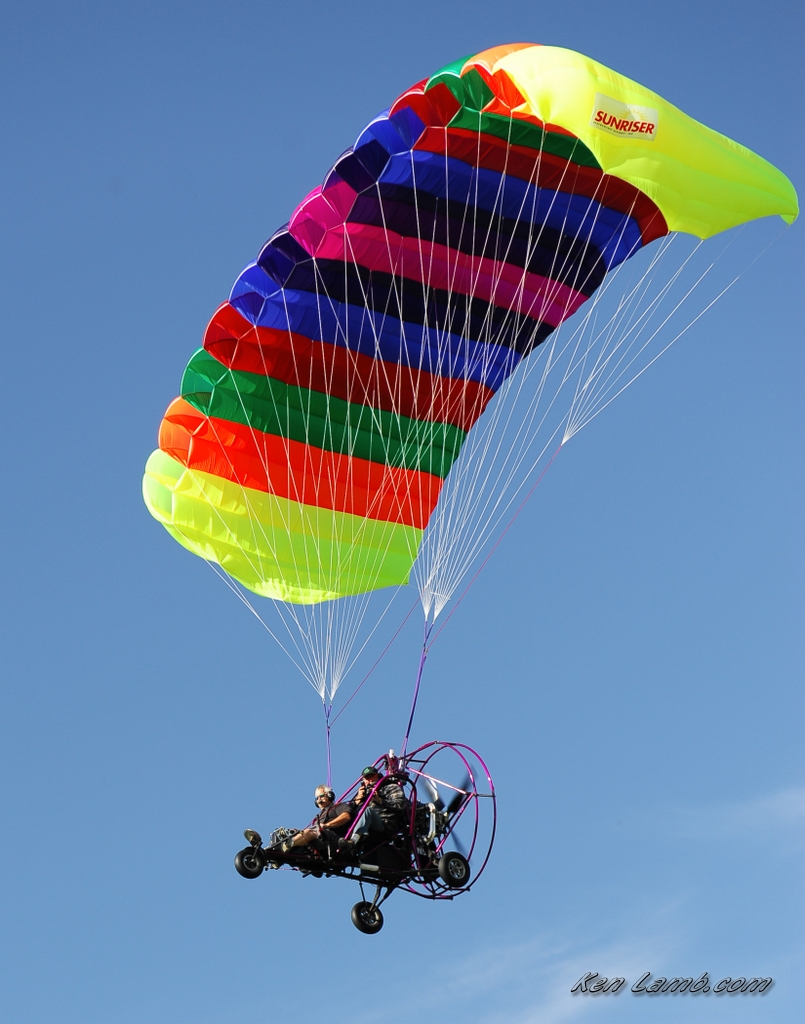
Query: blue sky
xmin=1 ymin=1 xmax=802 ymax=1022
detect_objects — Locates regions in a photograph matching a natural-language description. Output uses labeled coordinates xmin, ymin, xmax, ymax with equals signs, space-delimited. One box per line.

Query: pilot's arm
xmin=323 ymin=809 xmax=352 ymax=830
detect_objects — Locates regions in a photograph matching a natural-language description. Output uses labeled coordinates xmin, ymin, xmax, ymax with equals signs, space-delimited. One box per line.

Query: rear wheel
xmin=438 ymin=851 xmax=470 ymax=888
xmin=351 ymin=901 xmax=384 ymax=934
xmin=234 ymin=846 xmax=266 ymax=879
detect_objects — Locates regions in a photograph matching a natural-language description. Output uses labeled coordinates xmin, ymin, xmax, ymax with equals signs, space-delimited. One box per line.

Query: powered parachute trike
xmin=143 ymin=43 xmax=797 ymax=930
xmin=234 ymin=742 xmax=495 ymax=933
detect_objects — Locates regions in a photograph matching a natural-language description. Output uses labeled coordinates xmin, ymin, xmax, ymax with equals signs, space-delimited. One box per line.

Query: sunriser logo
xmin=591 ymin=92 xmax=658 ymax=140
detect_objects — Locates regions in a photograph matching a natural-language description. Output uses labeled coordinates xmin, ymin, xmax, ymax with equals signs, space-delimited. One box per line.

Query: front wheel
xmin=351 ymin=901 xmax=384 ymax=934
xmin=234 ymin=846 xmax=266 ymax=879
xmin=438 ymin=851 xmax=470 ymax=888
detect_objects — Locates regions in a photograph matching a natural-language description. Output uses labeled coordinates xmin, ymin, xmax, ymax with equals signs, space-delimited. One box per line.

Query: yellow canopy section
xmin=472 ymin=45 xmax=798 ymax=238
xmin=143 ymin=449 xmax=420 ymax=604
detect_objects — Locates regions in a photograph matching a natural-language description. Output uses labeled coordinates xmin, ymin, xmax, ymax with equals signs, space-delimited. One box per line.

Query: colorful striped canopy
xmin=143 ymin=44 xmax=797 ymax=604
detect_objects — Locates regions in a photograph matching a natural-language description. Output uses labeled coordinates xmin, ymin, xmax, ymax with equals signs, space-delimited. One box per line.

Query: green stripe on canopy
xmin=446 ymin=107 xmax=601 ymax=166
xmin=181 ymin=349 xmax=467 ymax=478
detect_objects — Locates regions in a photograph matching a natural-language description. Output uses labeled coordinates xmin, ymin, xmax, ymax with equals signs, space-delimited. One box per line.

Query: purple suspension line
xmin=324 ymin=703 xmax=332 ymax=789
xmin=401 ymin=618 xmax=434 ymax=758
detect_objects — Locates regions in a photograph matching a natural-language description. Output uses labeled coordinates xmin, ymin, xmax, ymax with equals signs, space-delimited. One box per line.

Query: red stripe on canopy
xmin=203 ymin=303 xmax=496 ymax=433
xmin=159 ymin=398 xmax=444 ymax=529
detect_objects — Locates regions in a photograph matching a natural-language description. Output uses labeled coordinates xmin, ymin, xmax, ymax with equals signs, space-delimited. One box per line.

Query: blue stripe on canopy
xmin=377 ymin=150 xmax=644 ymax=269
xmin=229 ymin=263 xmax=528 ymax=390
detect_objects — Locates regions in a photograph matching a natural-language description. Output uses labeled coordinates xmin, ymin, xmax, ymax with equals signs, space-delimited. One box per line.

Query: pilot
xmin=346 ymin=765 xmax=410 ymax=844
xmin=281 ymin=785 xmax=353 ymax=853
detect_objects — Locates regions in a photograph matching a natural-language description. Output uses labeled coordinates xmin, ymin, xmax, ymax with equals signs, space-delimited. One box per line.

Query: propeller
xmin=419 ymin=775 xmax=444 ymax=811
xmin=446 ymin=773 xmax=471 ymax=817
xmin=419 ymin=773 xmax=472 ymax=857
xmin=451 ymin=831 xmax=468 ymax=858
xmin=445 ymin=773 xmax=471 ymax=857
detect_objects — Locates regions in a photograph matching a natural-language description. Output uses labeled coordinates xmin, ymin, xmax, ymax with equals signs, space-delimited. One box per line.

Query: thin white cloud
xmin=477 ymin=936 xmax=662 ymax=1024
xmin=354 ymin=917 xmax=676 ymax=1024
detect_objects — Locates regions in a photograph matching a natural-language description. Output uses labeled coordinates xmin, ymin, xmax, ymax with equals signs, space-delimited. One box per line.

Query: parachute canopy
xmin=143 ymin=43 xmax=797 ymax=605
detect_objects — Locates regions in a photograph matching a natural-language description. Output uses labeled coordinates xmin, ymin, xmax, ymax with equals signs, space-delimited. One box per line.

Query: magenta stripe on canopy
xmin=289 ymin=187 xmax=588 ymax=328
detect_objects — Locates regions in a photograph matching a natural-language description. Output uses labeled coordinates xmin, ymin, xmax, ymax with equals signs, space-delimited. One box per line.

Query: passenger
xmin=281 ymin=785 xmax=353 ymax=855
xmin=347 ymin=765 xmax=410 ymax=844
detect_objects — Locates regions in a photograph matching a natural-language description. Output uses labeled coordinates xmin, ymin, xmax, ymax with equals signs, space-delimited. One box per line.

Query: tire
xmin=234 ymin=846 xmax=266 ymax=879
xmin=351 ymin=901 xmax=384 ymax=934
xmin=438 ymin=851 xmax=470 ymax=888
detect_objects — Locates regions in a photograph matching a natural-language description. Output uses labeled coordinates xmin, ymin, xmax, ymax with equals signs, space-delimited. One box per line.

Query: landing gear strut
xmin=351 ymin=884 xmax=392 ymax=934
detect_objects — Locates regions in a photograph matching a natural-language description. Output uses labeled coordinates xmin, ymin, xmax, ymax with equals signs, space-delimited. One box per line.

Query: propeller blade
xmin=452 ymin=831 xmax=468 ymax=858
xmin=420 ymin=775 xmax=444 ymax=811
xmin=446 ymin=773 xmax=471 ymax=817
